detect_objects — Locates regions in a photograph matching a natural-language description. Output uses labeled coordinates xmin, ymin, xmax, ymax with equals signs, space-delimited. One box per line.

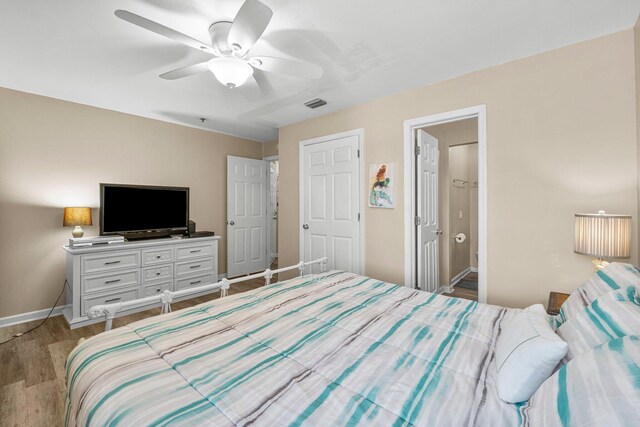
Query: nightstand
xmin=547 ymin=291 xmax=570 ymax=316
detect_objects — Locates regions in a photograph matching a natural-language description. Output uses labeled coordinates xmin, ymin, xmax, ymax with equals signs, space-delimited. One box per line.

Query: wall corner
xmin=634 ymin=16 xmax=640 ymax=260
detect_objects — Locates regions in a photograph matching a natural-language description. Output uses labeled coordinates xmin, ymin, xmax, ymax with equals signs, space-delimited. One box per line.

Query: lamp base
xmin=592 ymin=258 xmax=609 ymax=272
xmin=72 ymin=226 xmax=85 ymax=238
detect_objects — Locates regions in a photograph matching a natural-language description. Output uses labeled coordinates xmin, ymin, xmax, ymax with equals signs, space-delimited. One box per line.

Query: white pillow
xmin=557 ymin=286 xmax=640 ymax=361
xmin=526 ymin=335 xmax=640 ymax=426
xmin=495 ymin=304 xmax=568 ymax=403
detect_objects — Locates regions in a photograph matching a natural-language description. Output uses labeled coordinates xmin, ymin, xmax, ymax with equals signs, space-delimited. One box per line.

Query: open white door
xmin=417 ymin=129 xmax=440 ymax=292
xmin=301 ymin=132 xmax=361 ymax=274
xmin=227 ymin=156 xmax=268 ymax=277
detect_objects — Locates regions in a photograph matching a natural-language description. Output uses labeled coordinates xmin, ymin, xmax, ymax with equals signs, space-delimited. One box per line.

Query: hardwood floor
xmin=0 ymin=279 xmax=266 ymax=427
xmin=447 ymin=271 xmax=478 ymax=301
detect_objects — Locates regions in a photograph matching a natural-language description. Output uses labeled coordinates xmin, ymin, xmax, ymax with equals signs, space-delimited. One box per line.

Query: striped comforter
xmin=65 ymin=271 xmax=523 ymax=426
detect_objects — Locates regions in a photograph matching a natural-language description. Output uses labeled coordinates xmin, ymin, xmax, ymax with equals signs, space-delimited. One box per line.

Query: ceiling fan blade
xmin=227 ymin=0 xmax=273 ymax=55
xmin=160 ymin=62 xmax=210 ymax=80
xmin=250 ymin=56 xmax=323 ymax=79
xmin=239 ymin=75 xmax=263 ymax=101
xmin=115 ymin=10 xmax=215 ymax=54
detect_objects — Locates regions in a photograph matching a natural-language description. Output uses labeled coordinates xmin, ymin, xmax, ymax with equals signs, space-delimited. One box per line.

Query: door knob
xmin=229 ymin=221 xmax=235 ymax=226
xmin=302 ymin=224 xmax=309 ymax=230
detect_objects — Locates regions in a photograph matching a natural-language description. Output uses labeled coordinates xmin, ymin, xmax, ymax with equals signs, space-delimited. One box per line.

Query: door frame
xmin=403 ymin=105 xmax=487 ymax=303
xmin=264 ymin=155 xmax=278 ymax=264
xmin=299 ymin=128 xmax=365 ymax=274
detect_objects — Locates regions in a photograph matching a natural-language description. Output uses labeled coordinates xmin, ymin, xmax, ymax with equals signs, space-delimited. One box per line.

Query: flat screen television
xmin=100 ymin=183 xmax=189 ymax=238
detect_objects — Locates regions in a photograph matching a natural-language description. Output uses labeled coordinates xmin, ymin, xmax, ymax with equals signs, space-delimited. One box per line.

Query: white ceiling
xmin=0 ymin=1 xmax=638 ymax=142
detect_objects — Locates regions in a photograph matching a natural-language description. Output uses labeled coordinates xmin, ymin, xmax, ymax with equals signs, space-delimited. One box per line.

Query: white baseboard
xmin=450 ymin=267 xmax=472 ymax=287
xmin=0 ymin=305 xmax=69 ymax=328
xmin=470 ymin=267 xmax=478 ymax=273
xmin=437 ymin=285 xmax=454 ymax=294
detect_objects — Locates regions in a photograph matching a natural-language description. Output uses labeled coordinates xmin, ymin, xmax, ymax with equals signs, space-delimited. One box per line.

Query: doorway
xmin=265 ymin=156 xmax=279 ymax=269
xmin=403 ymin=106 xmax=487 ymax=303
xmin=421 ymin=119 xmax=478 ymax=300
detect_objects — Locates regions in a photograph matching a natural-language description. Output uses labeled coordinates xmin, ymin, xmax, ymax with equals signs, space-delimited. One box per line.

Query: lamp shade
xmin=574 ymin=211 xmax=631 ymax=259
xmin=207 ymin=57 xmax=253 ymax=88
xmin=63 ymin=207 xmax=92 ymax=227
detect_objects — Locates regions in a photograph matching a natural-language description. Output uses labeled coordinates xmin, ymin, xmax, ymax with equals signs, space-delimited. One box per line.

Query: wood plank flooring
xmin=447 ymin=271 xmax=478 ymax=301
xmin=0 ymin=279 xmax=265 ymax=427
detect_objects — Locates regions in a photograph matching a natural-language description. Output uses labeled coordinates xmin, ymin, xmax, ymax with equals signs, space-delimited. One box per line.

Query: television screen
xmin=100 ymin=184 xmax=189 ymax=235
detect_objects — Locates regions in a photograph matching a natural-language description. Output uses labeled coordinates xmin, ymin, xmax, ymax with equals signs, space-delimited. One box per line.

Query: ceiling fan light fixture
xmin=207 ymin=57 xmax=253 ymax=88
xmin=208 ymin=21 xmax=233 ymax=56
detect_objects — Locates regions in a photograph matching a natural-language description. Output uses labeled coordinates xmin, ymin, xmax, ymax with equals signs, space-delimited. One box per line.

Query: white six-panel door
xmin=417 ymin=129 xmax=440 ymax=292
xmin=301 ymin=133 xmax=361 ymax=274
xmin=227 ymin=156 xmax=268 ymax=277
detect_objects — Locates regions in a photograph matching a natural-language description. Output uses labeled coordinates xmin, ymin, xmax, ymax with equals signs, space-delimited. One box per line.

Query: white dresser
xmin=62 ymin=236 xmax=220 ymax=328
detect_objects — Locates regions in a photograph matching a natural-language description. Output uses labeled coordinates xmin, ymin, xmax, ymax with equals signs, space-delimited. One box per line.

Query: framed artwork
xmin=369 ymin=163 xmax=394 ymax=208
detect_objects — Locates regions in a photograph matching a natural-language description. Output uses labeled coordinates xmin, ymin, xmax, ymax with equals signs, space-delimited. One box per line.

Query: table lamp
xmin=63 ymin=207 xmax=92 ymax=238
xmin=574 ymin=210 xmax=631 ymax=271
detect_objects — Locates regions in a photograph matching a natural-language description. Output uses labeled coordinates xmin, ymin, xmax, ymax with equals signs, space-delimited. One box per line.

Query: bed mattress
xmin=64 ymin=270 xmax=522 ymax=426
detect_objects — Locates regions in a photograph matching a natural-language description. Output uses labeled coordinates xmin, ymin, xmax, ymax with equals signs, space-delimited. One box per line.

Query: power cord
xmin=0 ymin=279 xmax=68 ymax=346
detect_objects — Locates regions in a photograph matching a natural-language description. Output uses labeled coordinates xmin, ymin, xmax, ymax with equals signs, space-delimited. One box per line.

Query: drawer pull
xmin=156 ymin=272 xmax=161 ymax=275
xmin=190 ymin=249 xmax=201 ymax=253
xmin=190 ymin=265 xmax=201 ymax=269
xmin=190 ymin=280 xmax=201 ymax=285
xmin=156 ymin=288 xmax=162 ymax=292
xmin=105 ymin=297 xmax=121 ymax=303
xmin=105 ymin=279 xmax=121 ymax=284
xmin=104 ymin=260 xmax=121 ymax=265
xmin=156 ymin=255 xmax=161 ymax=259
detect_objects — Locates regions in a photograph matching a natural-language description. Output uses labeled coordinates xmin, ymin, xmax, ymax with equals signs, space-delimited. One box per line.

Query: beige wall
xmin=469 ymin=144 xmax=478 ymax=270
xmin=0 ymin=87 xmax=262 ymax=318
xmin=448 ymin=145 xmax=471 ymax=280
xmin=279 ymin=29 xmax=638 ymax=309
xmin=448 ymin=144 xmax=477 ymax=280
xmin=635 ymin=17 xmax=640 ymax=252
xmin=262 ymin=140 xmax=278 ymax=158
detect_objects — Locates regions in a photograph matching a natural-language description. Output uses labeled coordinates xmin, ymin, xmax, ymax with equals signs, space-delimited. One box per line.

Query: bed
xmin=64 ymin=268 xmax=640 ymax=426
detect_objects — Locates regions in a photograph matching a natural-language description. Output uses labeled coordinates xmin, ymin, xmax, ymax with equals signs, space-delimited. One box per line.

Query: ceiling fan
xmin=115 ymin=0 xmax=323 ymax=90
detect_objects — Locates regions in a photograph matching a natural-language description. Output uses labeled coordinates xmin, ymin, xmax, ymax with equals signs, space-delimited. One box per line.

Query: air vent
xmin=304 ymin=98 xmax=327 ymax=109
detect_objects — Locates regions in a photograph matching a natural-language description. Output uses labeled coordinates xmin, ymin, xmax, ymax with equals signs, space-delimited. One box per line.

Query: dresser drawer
xmin=175 ymin=259 xmax=214 ymax=277
xmin=82 ymin=269 xmax=140 ymax=294
xmin=142 ymin=247 xmax=174 ymax=266
xmin=81 ymin=287 xmax=140 ymax=315
xmin=175 ymin=243 xmax=214 ymax=261
xmin=143 ymin=282 xmax=173 ymax=297
xmin=174 ymin=273 xmax=216 ymax=291
xmin=81 ymin=251 xmax=140 ymax=275
xmin=142 ymin=264 xmax=173 ymax=283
